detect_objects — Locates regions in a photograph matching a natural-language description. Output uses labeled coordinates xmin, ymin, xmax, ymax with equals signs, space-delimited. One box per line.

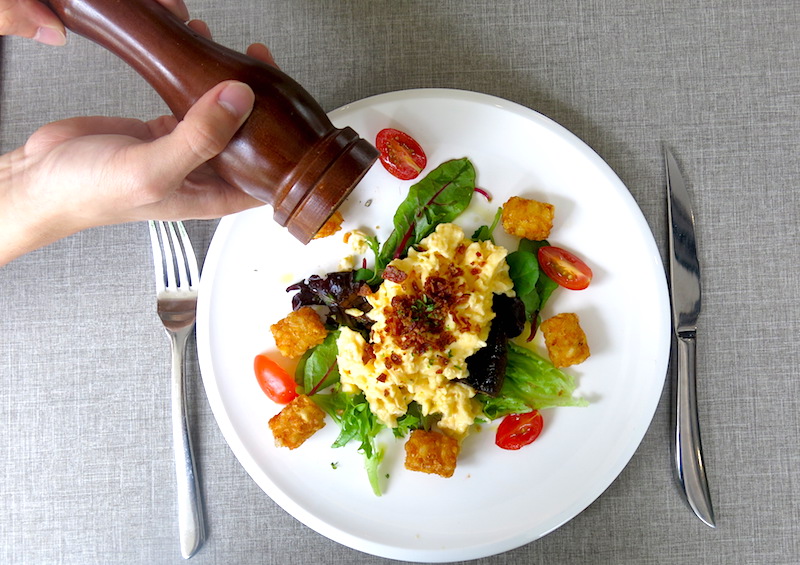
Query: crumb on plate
xmin=313 ymin=210 xmax=344 ymax=239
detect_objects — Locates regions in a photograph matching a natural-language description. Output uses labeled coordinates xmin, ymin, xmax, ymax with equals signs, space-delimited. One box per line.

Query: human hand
xmin=0 ymin=39 xmax=277 ymax=266
xmin=0 ymin=0 xmax=191 ymax=45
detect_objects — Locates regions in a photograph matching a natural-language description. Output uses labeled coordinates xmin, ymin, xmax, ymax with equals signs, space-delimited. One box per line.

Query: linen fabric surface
xmin=1 ymin=1 xmax=798 ymax=564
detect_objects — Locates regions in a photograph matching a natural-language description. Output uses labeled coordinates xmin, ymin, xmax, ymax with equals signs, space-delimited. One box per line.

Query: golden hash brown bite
xmin=540 ymin=312 xmax=590 ymax=367
xmin=270 ymin=306 xmax=328 ymax=359
xmin=268 ymin=394 xmax=326 ymax=449
xmin=313 ymin=210 xmax=344 ymax=239
xmin=501 ymin=196 xmax=554 ymax=241
xmin=404 ymin=429 xmax=460 ymax=478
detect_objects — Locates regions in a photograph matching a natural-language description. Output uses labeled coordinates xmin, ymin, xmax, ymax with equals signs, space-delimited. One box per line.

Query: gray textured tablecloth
xmin=1 ymin=1 xmax=798 ymax=564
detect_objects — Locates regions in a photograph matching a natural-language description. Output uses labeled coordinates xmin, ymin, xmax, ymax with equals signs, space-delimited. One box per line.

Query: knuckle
xmin=185 ymin=120 xmax=226 ymax=161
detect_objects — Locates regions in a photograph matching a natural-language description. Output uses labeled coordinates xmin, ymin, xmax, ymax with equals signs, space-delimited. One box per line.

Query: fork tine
xmin=166 ymin=222 xmax=190 ymax=291
xmin=148 ymin=220 xmax=167 ymax=292
xmin=175 ymin=222 xmax=200 ymax=290
xmin=157 ymin=221 xmax=177 ymax=291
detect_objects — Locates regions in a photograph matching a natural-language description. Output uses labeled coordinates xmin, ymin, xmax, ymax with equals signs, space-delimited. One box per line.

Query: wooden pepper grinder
xmin=44 ymin=0 xmax=378 ymax=243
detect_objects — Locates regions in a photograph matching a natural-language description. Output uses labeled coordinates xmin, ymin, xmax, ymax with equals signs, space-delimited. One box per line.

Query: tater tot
xmin=270 ymin=306 xmax=328 ymax=359
xmin=269 ymin=394 xmax=326 ymax=449
xmin=501 ymin=196 xmax=555 ymax=241
xmin=404 ymin=429 xmax=460 ymax=478
xmin=540 ymin=312 xmax=591 ymax=367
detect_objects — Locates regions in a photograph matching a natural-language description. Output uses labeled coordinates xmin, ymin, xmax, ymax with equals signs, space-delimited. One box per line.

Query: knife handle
xmin=673 ymin=333 xmax=716 ymax=527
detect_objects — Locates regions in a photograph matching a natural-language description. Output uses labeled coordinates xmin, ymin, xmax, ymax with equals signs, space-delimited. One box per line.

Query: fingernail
xmin=33 ymin=26 xmax=67 ymax=46
xmin=217 ymin=82 xmax=255 ymax=117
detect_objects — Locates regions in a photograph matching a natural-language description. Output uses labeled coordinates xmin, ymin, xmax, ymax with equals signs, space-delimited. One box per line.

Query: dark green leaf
xmin=518 ymin=239 xmax=558 ymax=310
xmin=295 ymin=330 xmax=341 ymax=395
xmin=354 ymin=268 xmax=374 ymax=282
xmin=471 ymin=207 xmax=503 ymax=243
xmin=536 ymin=272 xmax=559 ymax=312
xmin=506 ymin=250 xmax=540 ymax=297
xmin=374 ymin=158 xmax=476 ymax=277
xmin=506 ymin=239 xmax=560 ymax=339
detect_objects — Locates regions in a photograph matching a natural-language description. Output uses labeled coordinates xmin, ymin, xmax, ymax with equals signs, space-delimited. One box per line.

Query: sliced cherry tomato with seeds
xmin=375 ymin=128 xmax=427 ymax=180
xmin=538 ymin=246 xmax=593 ymax=290
xmin=254 ymin=354 xmax=298 ymax=404
xmin=495 ymin=410 xmax=544 ymax=450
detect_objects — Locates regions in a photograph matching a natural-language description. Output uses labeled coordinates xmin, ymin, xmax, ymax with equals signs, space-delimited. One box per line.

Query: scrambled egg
xmin=338 ymin=230 xmax=371 ymax=271
xmin=336 ymin=223 xmax=514 ymax=438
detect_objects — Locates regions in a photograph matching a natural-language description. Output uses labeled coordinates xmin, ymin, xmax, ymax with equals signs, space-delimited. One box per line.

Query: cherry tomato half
xmin=538 ymin=246 xmax=593 ymax=290
xmin=375 ymin=128 xmax=427 ymax=180
xmin=254 ymin=354 xmax=298 ymax=404
xmin=495 ymin=410 xmax=544 ymax=450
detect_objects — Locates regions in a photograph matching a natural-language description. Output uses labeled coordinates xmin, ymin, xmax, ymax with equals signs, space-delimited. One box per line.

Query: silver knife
xmin=666 ymin=147 xmax=716 ymax=528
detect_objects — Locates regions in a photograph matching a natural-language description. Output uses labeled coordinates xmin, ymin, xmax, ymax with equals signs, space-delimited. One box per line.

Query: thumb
xmin=144 ymin=80 xmax=255 ymax=185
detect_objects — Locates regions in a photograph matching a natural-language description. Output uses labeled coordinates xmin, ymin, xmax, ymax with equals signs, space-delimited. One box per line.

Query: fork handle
xmin=170 ymin=327 xmax=206 ymax=558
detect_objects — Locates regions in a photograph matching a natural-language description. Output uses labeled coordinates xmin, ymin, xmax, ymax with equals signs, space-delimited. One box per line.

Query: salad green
xmin=368 ymin=157 xmax=476 ymax=283
xmin=284 ymin=156 xmax=588 ymax=495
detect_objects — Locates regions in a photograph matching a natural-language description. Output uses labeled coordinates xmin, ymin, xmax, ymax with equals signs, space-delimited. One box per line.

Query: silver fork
xmin=148 ymin=220 xmax=206 ymax=559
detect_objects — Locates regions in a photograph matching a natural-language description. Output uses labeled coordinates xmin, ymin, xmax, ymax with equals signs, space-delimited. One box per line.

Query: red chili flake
xmin=377 ymin=373 xmax=387 ymax=383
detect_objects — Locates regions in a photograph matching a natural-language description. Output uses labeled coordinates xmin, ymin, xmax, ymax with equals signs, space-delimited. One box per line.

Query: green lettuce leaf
xmin=477 ymin=341 xmax=587 ymax=420
xmin=313 ymin=389 xmax=386 ymax=496
xmin=393 ymin=401 xmax=434 ymax=437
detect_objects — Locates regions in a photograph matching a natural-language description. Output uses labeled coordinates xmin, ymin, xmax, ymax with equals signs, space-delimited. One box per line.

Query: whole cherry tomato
xmin=495 ymin=410 xmax=544 ymax=450
xmin=254 ymin=354 xmax=298 ymax=404
xmin=538 ymin=246 xmax=593 ymax=290
xmin=375 ymin=128 xmax=427 ymax=180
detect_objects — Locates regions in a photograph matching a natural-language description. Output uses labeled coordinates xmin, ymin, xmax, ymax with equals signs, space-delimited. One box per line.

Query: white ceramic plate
xmin=196 ymin=88 xmax=670 ymax=562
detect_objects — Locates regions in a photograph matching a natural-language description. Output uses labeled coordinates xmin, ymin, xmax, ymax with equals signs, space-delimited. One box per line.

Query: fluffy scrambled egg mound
xmin=336 ymin=223 xmax=514 ymax=437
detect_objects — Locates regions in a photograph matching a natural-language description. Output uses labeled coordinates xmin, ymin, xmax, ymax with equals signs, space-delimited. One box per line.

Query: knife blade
xmin=666 ymin=147 xmax=716 ymax=528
